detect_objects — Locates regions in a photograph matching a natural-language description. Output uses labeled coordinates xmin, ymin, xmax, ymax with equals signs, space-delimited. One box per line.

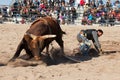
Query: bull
xmin=9 ymin=16 xmax=65 ymax=61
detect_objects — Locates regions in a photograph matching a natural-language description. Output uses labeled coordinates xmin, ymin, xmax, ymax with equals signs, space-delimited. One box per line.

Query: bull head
xmin=24 ymin=32 xmax=56 ymax=49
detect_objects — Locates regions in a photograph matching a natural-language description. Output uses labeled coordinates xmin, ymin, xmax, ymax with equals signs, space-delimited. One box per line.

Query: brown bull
xmin=10 ymin=16 xmax=65 ymax=61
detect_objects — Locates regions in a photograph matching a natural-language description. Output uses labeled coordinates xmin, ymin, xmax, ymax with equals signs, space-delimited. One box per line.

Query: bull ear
xmin=41 ymin=35 xmax=56 ymax=39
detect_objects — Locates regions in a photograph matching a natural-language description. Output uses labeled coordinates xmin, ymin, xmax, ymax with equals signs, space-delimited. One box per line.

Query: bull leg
xmin=9 ymin=40 xmax=24 ymax=62
xmin=55 ymin=38 xmax=64 ymax=55
xmin=46 ymin=44 xmax=55 ymax=60
xmin=24 ymin=45 xmax=33 ymax=60
xmin=46 ymin=45 xmax=49 ymax=56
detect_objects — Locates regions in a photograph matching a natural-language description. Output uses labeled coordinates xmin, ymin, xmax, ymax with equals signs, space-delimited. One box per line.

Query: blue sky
xmin=0 ymin=0 xmax=118 ymax=6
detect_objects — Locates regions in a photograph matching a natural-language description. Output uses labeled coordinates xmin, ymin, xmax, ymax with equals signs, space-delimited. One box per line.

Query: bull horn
xmin=24 ymin=32 xmax=37 ymax=40
xmin=41 ymin=35 xmax=56 ymax=39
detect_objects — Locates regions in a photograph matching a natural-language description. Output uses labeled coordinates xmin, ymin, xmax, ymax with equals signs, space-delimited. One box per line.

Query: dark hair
xmin=97 ymin=29 xmax=103 ymax=34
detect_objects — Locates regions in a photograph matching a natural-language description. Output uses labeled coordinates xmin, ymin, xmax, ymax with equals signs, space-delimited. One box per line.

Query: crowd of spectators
xmin=81 ymin=0 xmax=120 ymax=26
xmin=0 ymin=0 xmax=120 ymax=26
xmin=0 ymin=0 xmax=77 ymax=24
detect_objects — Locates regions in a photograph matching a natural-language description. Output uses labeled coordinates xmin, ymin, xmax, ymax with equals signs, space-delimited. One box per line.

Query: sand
xmin=0 ymin=23 xmax=120 ymax=80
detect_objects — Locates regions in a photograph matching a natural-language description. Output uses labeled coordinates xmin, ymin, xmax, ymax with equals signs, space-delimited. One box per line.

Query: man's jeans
xmin=77 ymin=33 xmax=91 ymax=55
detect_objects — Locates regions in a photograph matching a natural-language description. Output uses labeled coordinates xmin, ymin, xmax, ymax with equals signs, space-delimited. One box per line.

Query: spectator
xmin=97 ymin=0 xmax=103 ymax=6
xmin=71 ymin=7 xmax=77 ymax=24
xmin=69 ymin=0 xmax=75 ymax=6
xmin=0 ymin=13 xmax=3 ymax=23
xmin=49 ymin=0 xmax=54 ymax=8
xmin=108 ymin=13 xmax=115 ymax=26
xmin=98 ymin=15 xmax=106 ymax=26
xmin=40 ymin=2 xmax=45 ymax=10
xmin=20 ymin=17 xmax=25 ymax=24
xmin=23 ymin=0 xmax=27 ymax=6
xmin=82 ymin=16 xmax=88 ymax=25
xmin=59 ymin=12 xmax=65 ymax=24
xmin=61 ymin=1 xmax=66 ymax=15
xmin=34 ymin=0 xmax=40 ymax=7
xmin=106 ymin=0 xmax=112 ymax=8
xmin=80 ymin=0 xmax=85 ymax=9
xmin=88 ymin=13 xmax=93 ymax=25
xmin=3 ymin=0 xmax=119 ymax=25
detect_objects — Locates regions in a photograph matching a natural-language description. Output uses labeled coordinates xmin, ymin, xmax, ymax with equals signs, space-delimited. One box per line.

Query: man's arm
xmin=92 ymin=31 xmax=102 ymax=52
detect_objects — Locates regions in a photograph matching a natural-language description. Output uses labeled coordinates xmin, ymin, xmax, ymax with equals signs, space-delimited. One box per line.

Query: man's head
xmin=97 ymin=29 xmax=103 ymax=37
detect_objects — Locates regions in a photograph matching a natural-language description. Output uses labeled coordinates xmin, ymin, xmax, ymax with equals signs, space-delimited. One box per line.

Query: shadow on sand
xmin=0 ymin=63 xmax=6 ymax=66
xmin=39 ymin=48 xmax=99 ymax=65
xmin=40 ymin=48 xmax=120 ymax=66
xmin=5 ymin=48 xmax=120 ymax=67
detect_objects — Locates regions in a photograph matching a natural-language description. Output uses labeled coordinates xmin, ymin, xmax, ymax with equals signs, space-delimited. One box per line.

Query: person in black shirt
xmin=77 ymin=29 xmax=103 ymax=55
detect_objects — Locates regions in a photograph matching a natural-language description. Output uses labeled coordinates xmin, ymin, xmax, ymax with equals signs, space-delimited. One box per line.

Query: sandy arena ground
xmin=0 ymin=23 xmax=120 ymax=80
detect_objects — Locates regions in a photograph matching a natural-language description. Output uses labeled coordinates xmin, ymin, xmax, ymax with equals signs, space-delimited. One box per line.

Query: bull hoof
xmin=34 ymin=56 xmax=41 ymax=61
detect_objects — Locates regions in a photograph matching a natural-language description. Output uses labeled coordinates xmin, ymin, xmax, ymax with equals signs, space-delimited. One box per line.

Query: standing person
xmin=77 ymin=29 xmax=103 ymax=56
xmin=71 ymin=7 xmax=77 ymax=24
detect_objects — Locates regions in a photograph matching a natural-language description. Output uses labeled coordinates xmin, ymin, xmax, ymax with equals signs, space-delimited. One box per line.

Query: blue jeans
xmin=77 ymin=33 xmax=91 ymax=55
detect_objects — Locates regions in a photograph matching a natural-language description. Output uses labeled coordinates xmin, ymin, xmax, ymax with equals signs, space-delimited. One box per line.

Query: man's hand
xmin=99 ymin=48 xmax=102 ymax=52
xmin=98 ymin=48 xmax=103 ymax=55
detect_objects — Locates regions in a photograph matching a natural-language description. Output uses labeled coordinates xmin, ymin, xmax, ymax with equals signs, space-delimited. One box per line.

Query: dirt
xmin=0 ymin=24 xmax=120 ymax=80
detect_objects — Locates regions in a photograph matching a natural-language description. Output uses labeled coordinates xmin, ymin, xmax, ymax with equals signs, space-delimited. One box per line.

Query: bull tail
xmin=62 ymin=31 xmax=66 ymax=34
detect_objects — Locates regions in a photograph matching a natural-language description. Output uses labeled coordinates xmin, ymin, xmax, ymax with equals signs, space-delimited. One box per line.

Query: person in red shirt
xmin=116 ymin=13 xmax=120 ymax=21
xmin=40 ymin=3 xmax=45 ymax=9
xmin=80 ymin=0 xmax=85 ymax=6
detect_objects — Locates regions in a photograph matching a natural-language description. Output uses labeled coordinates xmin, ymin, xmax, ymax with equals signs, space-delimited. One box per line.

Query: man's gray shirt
xmin=92 ymin=31 xmax=101 ymax=49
